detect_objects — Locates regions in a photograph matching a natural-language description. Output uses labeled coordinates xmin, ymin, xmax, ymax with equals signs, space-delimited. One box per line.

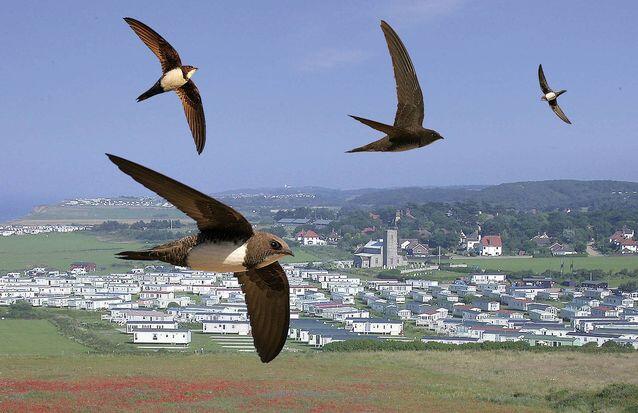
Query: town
xmin=2 ymin=226 xmax=637 ymax=352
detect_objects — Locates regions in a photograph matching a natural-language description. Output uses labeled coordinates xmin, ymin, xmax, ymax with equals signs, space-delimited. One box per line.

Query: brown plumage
xmin=347 ymin=20 xmax=444 ymax=153
xmin=107 ymin=154 xmax=293 ymax=362
xmin=124 ymin=17 xmax=207 ymax=154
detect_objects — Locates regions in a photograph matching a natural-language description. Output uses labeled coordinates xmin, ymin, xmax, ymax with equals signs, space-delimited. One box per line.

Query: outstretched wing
xmin=381 ymin=20 xmax=424 ymax=128
xmin=237 ymin=262 xmax=290 ymax=363
xmin=538 ymin=64 xmax=551 ymax=94
xmin=107 ymin=154 xmax=253 ymax=238
xmin=176 ymin=81 xmax=206 ymax=154
xmin=550 ymin=101 xmax=572 ymax=124
xmin=124 ymin=17 xmax=182 ymax=72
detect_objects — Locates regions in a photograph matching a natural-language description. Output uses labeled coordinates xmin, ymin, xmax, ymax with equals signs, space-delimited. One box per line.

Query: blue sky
xmin=2 ymin=0 xmax=638 ymax=216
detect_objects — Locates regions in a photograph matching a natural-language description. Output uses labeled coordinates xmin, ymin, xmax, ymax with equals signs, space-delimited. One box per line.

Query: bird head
xmin=420 ymin=129 xmax=444 ymax=146
xmin=540 ymin=95 xmax=547 ymax=101
xmin=247 ymin=232 xmax=294 ymax=269
xmin=184 ymin=66 xmax=198 ymax=79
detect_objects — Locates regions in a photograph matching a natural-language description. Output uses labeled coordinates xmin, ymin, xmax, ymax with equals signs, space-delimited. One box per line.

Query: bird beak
xmin=283 ymin=249 xmax=294 ymax=257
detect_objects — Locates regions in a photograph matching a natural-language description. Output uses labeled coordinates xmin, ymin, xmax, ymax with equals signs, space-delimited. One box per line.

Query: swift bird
xmin=107 ymin=154 xmax=293 ymax=363
xmin=347 ymin=20 xmax=444 ymax=153
xmin=538 ymin=64 xmax=571 ymax=124
xmin=124 ymin=17 xmax=207 ymax=153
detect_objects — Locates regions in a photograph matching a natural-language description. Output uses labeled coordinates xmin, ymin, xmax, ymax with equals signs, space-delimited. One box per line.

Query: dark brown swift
xmin=538 ymin=64 xmax=571 ymax=124
xmin=124 ymin=17 xmax=206 ymax=154
xmin=107 ymin=154 xmax=293 ymax=363
xmin=347 ymin=20 xmax=444 ymax=153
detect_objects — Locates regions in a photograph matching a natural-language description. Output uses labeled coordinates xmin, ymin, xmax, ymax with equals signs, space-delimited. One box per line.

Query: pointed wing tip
xmin=106 ymin=153 xmax=126 ymax=166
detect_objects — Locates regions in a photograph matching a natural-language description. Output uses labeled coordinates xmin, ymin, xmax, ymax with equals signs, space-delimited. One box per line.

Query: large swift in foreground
xmin=107 ymin=154 xmax=292 ymax=362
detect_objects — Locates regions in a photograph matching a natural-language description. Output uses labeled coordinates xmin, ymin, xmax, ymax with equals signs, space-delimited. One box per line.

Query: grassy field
xmin=449 ymin=256 xmax=638 ymax=274
xmin=0 ymin=352 xmax=637 ymax=412
xmin=0 ymin=319 xmax=88 ymax=355
xmin=15 ymin=205 xmax=188 ymax=225
xmin=0 ymin=232 xmax=146 ymax=273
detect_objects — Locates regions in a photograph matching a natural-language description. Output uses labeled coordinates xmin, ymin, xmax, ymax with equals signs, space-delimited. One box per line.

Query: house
xmin=475 ymin=300 xmax=500 ymax=312
xmin=520 ymin=277 xmax=555 ymax=289
xmin=460 ymin=230 xmax=481 ymax=252
xmin=400 ymin=239 xmax=429 ymax=257
xmin=531 ymin=233 xmax=551 ymax=247
xmin=470 ymin=273 xmax=506 ymax=284
xmin=202 ymin=320 xmax=251 ymax=335
xmin=549 ymin=243 xmax=577 ymax=256
xmin=346 ymin=318 xmax=403 ymax=336
xmin=69 ymin=262 xmax=97 ymax=273
xmin=125 ymin=320 xmax=179 ymax=333
xmin=591 ymin=306 xmax=620 ymax=318
xmin=132 ymin=329 xmax=191 ymax=345
xmin=479 ymin=236 xmax=502 ymax=256
xmin=609 ymin=227 xmax=638 ymax=253
xmin=524 ymin=334 xmax=578 ymax=347
xmin=296 ymin=230 xmax=326 ymax=246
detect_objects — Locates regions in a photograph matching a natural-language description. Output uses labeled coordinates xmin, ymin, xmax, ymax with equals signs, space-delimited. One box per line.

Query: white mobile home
xmin=133 ymin=329 xmax=191 ymax=345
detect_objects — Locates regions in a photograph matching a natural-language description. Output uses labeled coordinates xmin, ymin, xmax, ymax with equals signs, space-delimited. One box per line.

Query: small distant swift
xmin=538 ymin=64 xmax=571 ymax=124
xmin=124 ymin=17 xmax=207 ymax=153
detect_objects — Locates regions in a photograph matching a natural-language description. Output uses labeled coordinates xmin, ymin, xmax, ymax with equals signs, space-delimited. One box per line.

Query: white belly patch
xmin=160 ymin=68 xmax=187 ymax=91
xmin=545 ymin=92 xmax=557 ymax=101
xmin=187 ymin=242 xmax=248 ymax=273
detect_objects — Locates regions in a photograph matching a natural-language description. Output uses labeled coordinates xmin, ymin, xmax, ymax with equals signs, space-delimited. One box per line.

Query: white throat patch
xmin=187 ymin=241 xmax=248 ymax=273
xmin=160 ymin=67 xmax=188 ymax=91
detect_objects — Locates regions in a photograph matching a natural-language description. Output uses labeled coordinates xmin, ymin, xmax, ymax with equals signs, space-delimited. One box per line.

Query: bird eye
xmin=270 ymin=240 xmax=282 ymax=250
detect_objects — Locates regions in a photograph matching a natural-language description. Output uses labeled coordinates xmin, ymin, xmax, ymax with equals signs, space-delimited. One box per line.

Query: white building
xmin=479 ymin=235 xmax=503 ymax=256
xmin=132 ymin=329 xmax=191 ymax=345
xmin=345 ymin=318 xmax=403 ymax=336
xmin=203 ymin=320 xmax=251 ymax=335
xmin=296 ymin=230 xmax=326 ymax=246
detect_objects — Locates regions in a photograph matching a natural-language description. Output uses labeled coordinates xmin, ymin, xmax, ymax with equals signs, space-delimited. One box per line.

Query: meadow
xmin=0 ymin=314 xmax=637 ymax=412
xmin=449 ymin=256 xmax=638 ymax=274
xmin=1 ymin=351 xmax=637 ymax=412
xmin=0 ymin=319 xmax=88 ymax=356
xmin=0 ymin=232 xmax=146 ymax=273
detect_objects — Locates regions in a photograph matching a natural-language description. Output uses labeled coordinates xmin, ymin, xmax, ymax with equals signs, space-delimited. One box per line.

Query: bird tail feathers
xmin=349 ymin=115 xmax=397 ymax=135
xmin=116 ymin=250 xmax=158 ymax=261
xmin=137 ymin=82 xmax=163 ymax=102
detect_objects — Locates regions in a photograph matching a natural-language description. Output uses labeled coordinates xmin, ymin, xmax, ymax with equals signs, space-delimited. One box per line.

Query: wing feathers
xmin=538 ymin=64 xmax=551 ymax=94
xmin=124 ymin=17 xmax=182 ymax=72
xmin=380 ymin=20 xmax=424 ymax=128
xmin=176 ymin=81 xmax=206 ymax=154
xmin=106 ymin=154 xmax=253 ymax=237
xmin=550 ymin=101 xmax=572 ymax=124
xmin=237 ymin=262 xmax=290 ymax=363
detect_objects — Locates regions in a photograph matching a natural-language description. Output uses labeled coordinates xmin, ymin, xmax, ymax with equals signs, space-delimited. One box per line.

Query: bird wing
xmin=107 ymin=154 xmax=253 ymax=238
xmin=381 ymin=20 xmax=424 ymax=128
xmin=124 ymin=17 xmax=182 ymax=72
xmin=549 ymin=100 xmax=572 ymax=124
xmin=176 ymin=80 xmax=206 ymax=154
xmin=538 ymin=64 xmax=551 ymax=94
xmin=236 ymin=262 xmax=290 ymax=363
